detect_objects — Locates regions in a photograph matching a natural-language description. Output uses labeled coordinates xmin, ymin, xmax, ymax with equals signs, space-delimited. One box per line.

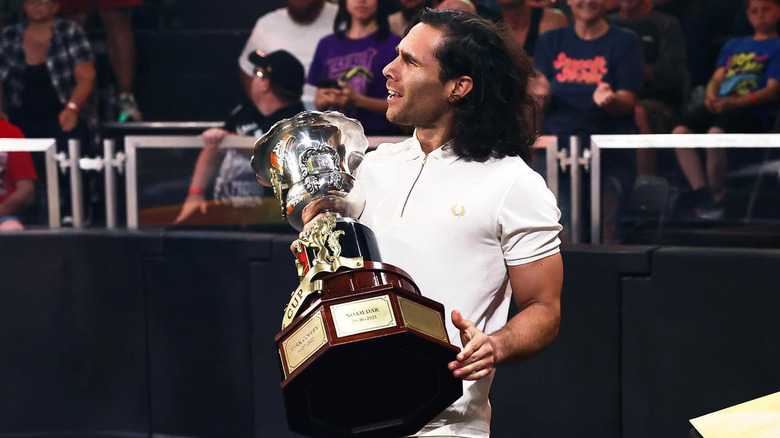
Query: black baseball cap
xmin=249 ymin=50 xmax=305 ymax=96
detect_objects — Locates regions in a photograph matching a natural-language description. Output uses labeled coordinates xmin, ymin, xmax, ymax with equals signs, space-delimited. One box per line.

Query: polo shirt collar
xmin=402 ymin=130 xmax=461 ymax=165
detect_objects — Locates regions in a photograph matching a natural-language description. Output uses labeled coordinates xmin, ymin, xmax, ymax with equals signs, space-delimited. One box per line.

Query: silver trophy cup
xmin=250 ymin=110 xmax=368 ymax=231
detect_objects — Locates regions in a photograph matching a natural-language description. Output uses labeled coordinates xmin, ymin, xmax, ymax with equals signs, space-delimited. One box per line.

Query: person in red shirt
xmin=0 ymin=119 xmax=38 ymax=230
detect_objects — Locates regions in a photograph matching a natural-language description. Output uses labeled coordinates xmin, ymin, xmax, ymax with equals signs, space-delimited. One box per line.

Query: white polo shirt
xmin=238 ymin=3 xmax=338 ymax=110
xmin=354 ymin=135 xmax=562 ymax=438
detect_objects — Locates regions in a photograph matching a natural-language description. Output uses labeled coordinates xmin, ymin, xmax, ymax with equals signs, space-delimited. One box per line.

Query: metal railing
xmin=589 ymin=133 xmax=780 ymax=243
xmin=0 ymin=138 xmax=61 ymax=228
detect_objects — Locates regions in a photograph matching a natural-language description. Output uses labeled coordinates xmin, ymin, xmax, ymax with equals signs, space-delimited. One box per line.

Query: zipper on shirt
xmin=400 ymin=153 xmax=429 ymax=217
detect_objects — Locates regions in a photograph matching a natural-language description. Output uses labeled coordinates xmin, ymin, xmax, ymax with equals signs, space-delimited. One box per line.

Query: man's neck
xmin=574 ymin=18 xmax=609 ymax=40
xmin=415 ymin=125 xmax=454 ymax=155
xmin=619 ymin=2 xmax=652 ymax=20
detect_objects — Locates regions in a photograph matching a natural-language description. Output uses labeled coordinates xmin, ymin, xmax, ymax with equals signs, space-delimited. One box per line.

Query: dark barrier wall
xmin=1 ymin=232 xmax=778 ymax=437
xmin=491 ymin=245 xmax=653 ymax=438
xmin=621 ymin=247 xmax=780 ymax=438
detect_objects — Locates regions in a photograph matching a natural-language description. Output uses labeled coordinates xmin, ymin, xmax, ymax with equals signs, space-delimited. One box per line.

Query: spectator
xmin=238 ymin=0 xmax=337 ymax=110
xmin=497 ymin=0 xmax=568 ymax=58
xmin=60 ymin=0 xmax=143 ymax=122
xmin=610 ymin=0 xmax=687 ymax=176
xmin=534 ymin=0 xmax=644 ymax=241
xmin=0 ymin=119 xmax=37 ymax=231
xmin=0 ymin=0 xmax=95 ymax=154
xmin=672 ymin=0 xmax=780 ymax=220
xmin=308 ymin=0 xmax=401 ymax=135
xmin=389 ymin=0 xmax=433 ymax=36
xmin=174 ymin=50 xmax=306 ymax=225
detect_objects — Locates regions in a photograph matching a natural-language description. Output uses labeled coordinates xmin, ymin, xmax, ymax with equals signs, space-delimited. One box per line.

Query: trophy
xmin=251 ymin=111 xmax=462 ymax=438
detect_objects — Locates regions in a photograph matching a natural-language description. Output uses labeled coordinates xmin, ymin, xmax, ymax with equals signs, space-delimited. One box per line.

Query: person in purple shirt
xmin=307 ymin=0 xmax=401 ymax=134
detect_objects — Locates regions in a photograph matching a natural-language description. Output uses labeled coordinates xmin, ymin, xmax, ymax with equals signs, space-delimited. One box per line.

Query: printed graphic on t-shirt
xmin=0 ymin=152 xmax=8 ymax=197
xmin=720 ymin=52 xmax=767 ymax=96
xmin=553 ymin=52 xmax=608 ymax=84
xmin=325 ymin=48 xmax=377 ymax=94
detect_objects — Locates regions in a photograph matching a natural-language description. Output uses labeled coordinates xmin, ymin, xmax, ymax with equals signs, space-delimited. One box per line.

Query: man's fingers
xmin=451 ymin=309 xmax=473 ymax=330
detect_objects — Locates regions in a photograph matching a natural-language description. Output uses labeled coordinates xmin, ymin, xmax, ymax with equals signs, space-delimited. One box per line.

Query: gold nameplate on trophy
xmin=282 ymin=311 xmax=328 ymax=375
xmin=331 ymin=295 xmax=396 ymax=338
xmin=397 ymin=296 xmax=449 ymax=342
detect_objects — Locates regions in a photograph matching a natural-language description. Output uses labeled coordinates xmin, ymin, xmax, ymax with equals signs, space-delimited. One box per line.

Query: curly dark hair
xmin=334 ymin=0 xmax=393 ymax=41
xmin=419 ymin=9 xmax=537 ymax=162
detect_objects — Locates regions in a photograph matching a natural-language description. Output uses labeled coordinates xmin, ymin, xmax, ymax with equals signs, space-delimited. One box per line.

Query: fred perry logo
xmin=450 ymin=205 xmax=466 ymax=217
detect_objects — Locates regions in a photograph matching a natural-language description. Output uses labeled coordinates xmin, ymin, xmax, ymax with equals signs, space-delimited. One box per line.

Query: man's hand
xmin=59 ymin=108 xmax=78 ymax=132
xmin=593 ymin=82 xmax=615 ymax=107
xmin=173 ymin=192 xmax=207 ymax=224
xmin=448 ymin=310 xmax=497 ymax=381
xmin=201 ymin=128 xmax=230 ymax=149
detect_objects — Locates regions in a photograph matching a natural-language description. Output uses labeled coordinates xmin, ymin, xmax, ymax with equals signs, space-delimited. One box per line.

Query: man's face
xmin=382 ymin=23 xmax=455 ymax=129
xmin=747 ymin=0 xmax=780 ymax=35
xmin=567 ymin=0 xmax=606 ymax=23
xmin=286 ymin=0 xmax=325 ymax=24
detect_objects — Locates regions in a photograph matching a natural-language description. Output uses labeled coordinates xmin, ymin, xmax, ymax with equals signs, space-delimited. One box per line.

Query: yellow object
xmin=690 ymin=391 xmax=780 ymax=438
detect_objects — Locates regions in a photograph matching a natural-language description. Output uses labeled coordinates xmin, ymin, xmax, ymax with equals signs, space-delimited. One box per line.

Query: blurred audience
xmin=497 ymin=0 xmax=567 ymax=57
xmin=0 ymin=119 xmax=37 ymax=231
xmin=389 ymin=0 xmax=433 ymax=36
xmin=174 ymin=50 xmax=306 ymax=225
xmin=534 ymin=0 xmax=644 ymax=241
xmin=672 ymin=0 xmax=780 ymax=220
xmin=60 ymin=0 xmax=143 ymax=122
xmin=609 ymin=0 xmax=687 ymax=176
xmin=308 ymin=0 xmax=401 ymax=134
xmin=0 ymin=0 xmax=95 ymax=154
xmin=238 ymin=0 xmax=337 ymax=110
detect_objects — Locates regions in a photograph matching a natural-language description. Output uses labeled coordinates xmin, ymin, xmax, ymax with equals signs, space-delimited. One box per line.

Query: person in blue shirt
xmin=672 ymin=0 xmax=780 ymax=220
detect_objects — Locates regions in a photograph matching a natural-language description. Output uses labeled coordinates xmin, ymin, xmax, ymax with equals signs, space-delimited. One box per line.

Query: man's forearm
xmin=490 ymin=302 xmax=561 ymax=366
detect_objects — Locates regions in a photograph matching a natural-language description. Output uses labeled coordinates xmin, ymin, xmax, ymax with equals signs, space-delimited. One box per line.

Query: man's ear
xmin=448 ymin=76 xmax=474 ymax=101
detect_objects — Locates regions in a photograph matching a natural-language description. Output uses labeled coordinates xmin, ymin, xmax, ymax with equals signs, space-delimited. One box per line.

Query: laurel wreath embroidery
xmin=450 ymin=205 xmax=466 ymax=217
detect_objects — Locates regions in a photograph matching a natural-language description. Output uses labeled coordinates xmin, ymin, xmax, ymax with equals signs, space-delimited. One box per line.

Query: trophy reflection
xmin=251 ymin=111 xmax=461 ymax=438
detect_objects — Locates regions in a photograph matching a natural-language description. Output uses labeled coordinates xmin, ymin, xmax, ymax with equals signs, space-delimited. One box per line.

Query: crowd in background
xmin=1 ymin=0 xmax=779 ymax=240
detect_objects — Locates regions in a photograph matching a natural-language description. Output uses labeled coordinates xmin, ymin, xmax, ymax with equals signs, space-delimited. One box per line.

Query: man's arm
xmin=0 ymin=179 xmax=35 ymax=217
xmin=449 ymin=252 xmax=563 ymax=380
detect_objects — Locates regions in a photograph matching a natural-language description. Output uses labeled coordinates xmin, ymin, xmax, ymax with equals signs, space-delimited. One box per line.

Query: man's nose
xmin=383 ymin=57 xmax=397 ymax=79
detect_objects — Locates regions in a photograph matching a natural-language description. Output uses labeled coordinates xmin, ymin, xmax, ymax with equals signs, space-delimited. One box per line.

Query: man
xmin=174 ymin=50 xmax=305 ymax=225
xmin=359 ymin=9 xmax=563 ymax=436
xmin=0 ymin=119 xmax=37 ymax=231
xmin=609 ymin=0 xmax=687 ymax=175
xmin=237 ymin=0 xmax=337 ymax=110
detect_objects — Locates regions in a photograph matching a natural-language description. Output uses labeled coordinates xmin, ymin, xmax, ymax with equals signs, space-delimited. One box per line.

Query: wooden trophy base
xmin=275 ymin=262 xmax=462 ymax=438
